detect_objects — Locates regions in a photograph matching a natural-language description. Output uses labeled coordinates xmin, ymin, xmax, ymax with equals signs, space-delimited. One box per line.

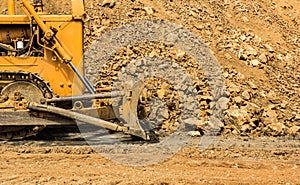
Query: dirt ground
xmin=0 ymin=136 xmax=300 ymax=184
xmin=0 ymin=0 xmax=300 ymax=184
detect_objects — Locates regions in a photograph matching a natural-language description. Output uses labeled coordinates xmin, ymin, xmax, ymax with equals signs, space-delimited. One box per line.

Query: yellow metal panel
xmin=0 ymin=21 xmax=84 ymax=97
xmin=8 ymin=0 xmax=15 ymax=15
xmin=0 ymin=0 xmax=85 ymax=97
xmin=0 ymin=15 xmax=74 ymax=24
xmin=71 ymin=0 xmax=85 ymax=18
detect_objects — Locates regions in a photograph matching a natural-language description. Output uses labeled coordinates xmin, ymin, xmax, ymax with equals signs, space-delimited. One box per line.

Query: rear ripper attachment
xmin=0 ymin=0 xmax=154 ymax=141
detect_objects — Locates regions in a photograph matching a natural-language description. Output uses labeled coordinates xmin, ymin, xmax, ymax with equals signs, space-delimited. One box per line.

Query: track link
xmin=0 ymin=126 xmax=45 ymax=140
xmin=0 ymin=71 xmax=53 ymax=140
xmin=0 ymin=71 xmax=53 ymax=99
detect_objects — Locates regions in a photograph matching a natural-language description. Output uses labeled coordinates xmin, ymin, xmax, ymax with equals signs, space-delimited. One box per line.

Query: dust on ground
xmin=0 ymin=136 xmax=300 ymax=184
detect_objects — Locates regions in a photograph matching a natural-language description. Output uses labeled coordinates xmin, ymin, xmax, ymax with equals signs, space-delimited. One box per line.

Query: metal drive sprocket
xmin=0 ymin=71 xmax=54 ymax=140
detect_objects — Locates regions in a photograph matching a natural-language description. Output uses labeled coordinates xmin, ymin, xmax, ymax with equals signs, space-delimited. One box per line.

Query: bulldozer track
xmin=0 ymin=125 xmax=148 ymax=146
xmin=0 ymin=71 xmax=54 ymax=140
xmin=0 ymin=71 xmax=54 ymax=98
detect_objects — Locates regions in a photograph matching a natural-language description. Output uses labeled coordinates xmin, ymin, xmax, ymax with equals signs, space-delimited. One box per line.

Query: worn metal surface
xmin=28 ymin=103 xmax=150 ymax=140
xmin=0 ymin=110 xmax=75 ymax=126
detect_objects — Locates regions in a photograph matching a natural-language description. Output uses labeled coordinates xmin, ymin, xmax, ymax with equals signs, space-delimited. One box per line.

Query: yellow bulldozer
xmin=0 ymin=0 xmax=155 ymax=140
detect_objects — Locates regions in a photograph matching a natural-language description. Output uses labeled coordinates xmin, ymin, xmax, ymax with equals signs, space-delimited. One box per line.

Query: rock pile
xmin=82 ymin=0 xmax=300 ymax=137
xmin=86 ymin=41 xmax=212 ymax=136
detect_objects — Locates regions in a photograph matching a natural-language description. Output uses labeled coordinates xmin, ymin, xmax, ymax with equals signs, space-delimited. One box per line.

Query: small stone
xmin=284 ymin=53 xmax=293 ymax=62
xmin=217 ymin=26 xmax=224 ymax=32
xmin=244 ymin=102 xmax=260 ymax=114
xmin=265 ymin=104 xmax=276 ymax=110
xmin=176 ymin=49 xmax=186 ymax=58
xmin=127 ymin=65 xmax=137 ymax=74
xmin=101 ymin=19 xmax=110 ymax=26
xmin=277 ymin=54 xmax=284 ymax=61
xmin=240 ymin=124 xmax=251 ymax=132
xmin=248 ymin=81 xmax=257 ymax=89
xmin=264 ymin=44 xmax=275 ymax=53
xmin=194 ymin=23 xmax=204 ymax=30
xmin=200 ymin=100 xmax=208 ymax=106
xmin=287 ymin=126 xmax=300 ymax=135
xmin=143 ymin=7 xmax=154 ymax=15
xmin=200 ymin=95 xmax=213 ymax=101
xmin=160 ymin=108 xmax=169 ymax=119
xmin=250 ymin=59 xmax=260 ymax=67
xmin=126 ymin=48 xmax=134 ymax=55
xmin=127 ymin=12 xmax=134 ymax=17
xmin=183 ymin=118 xmax=199 ymax=125
xmin=241 ymin=91 xmax=251 ymax=100
xmin=216 ymin=97 xmax=229 ymax=110
xmin=280 ymin=100 xmax=288 ymax=109
xmin=240 ymin=35 xmax=247 ymax=41
xmin=267 ymin=123 xmax=285 ymax=135
xmin=229 ymin=124 xmax=240 ymax=133
xmin=234 ymin=96 xmax=243 ymax=104
xmin=157 ymin=89 xmax=166 ymax=99
xmin=227 ymin=107 xmax=250 ymax=126
xmin=188 ymin=131 xmax=201 ymax=137
xmin=263 ymin=109 xmax=278 ymax=124
xmin=102 ymin=0 xmax=116 ymax=8
xmin=267 ymin=92 xmax=281 ymax=104
xmin=244 ymin=45 xmax=258 ymax=56
xmin=238 ymin=52 xmax=248 ymax=61
xmin=227 ymin=83 xmax=240 ymax=93
xmin=223 ymin=72 xmax=229 ymax=78
xmin=259 ymin=53 xmax=268 ymax=63
xmin=94 ymin=26 xmax=108 ymax=36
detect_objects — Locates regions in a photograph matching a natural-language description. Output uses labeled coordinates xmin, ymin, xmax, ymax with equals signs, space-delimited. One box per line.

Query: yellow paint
xmin=0 ymin=0 xmax=85 ymax=97
xmin=8 ymin=0 xmax=15 ymax=15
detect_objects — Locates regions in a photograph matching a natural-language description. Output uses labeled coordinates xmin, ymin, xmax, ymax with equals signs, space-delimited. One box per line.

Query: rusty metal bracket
xmin=27 ymin=102 xmax=151 ymax=140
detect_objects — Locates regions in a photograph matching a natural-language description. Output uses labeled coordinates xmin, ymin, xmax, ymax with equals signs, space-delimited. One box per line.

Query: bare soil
xmin=0 ymin=136 xmax=300 ymax=184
